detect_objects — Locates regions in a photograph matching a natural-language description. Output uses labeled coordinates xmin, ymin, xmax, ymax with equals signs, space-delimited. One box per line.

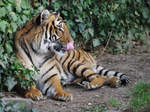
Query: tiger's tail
xmin=95 ymin=65 xmax=129 ymax=86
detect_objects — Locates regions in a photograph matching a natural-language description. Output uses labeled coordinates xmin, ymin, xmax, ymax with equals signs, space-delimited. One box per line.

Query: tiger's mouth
xmin=65 ymin=41 xmax=74 ymax=51
xmin=48 ymin=41 xmax=74 ymax=56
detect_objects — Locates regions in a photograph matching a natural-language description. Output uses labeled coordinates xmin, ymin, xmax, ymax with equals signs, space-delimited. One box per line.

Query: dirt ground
xmin=31 ymin=45 xmax=150 ymax=112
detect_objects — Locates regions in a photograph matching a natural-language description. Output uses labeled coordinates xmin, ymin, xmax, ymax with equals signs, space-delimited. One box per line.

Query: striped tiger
xmin=15 ymin=10 xmax=128 ymax=101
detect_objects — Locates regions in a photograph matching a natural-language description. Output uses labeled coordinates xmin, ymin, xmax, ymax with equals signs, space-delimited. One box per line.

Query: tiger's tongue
xmin=65 ymin=41 xmax=74 ymax=50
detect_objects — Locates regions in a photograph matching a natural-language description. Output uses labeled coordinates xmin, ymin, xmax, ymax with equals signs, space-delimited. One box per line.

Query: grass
xmin=130 ymin=82 xmax=150 ymax=112
xmin=82 ymin=104 xmax=107 ymax=112
xmin=90 ymin=105 xmax=106 ymax=112
xmin=108 ymin=98 xmax=120 ymax=107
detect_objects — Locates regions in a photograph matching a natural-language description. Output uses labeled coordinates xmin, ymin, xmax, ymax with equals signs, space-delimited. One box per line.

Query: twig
xmin=100 ymin=30 xmax=113 ymax=56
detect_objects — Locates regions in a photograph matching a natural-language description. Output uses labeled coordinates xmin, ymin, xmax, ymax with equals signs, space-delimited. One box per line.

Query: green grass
xmin=82 ymin=104 xmax=106 ymax=112
xmin=108 ymin=98 xmax=120 ymax=107
xmin=90 ymin=105 xmax=106 ymax=112
xmin=130 ymin=82 xmax=150 ymax=112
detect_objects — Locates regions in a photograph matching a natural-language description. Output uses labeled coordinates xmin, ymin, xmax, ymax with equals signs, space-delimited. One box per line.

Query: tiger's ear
xmin=36 ymin=10 xmax=49 ymax=25
xmin=52 ymin=11 xmax=60 ymax=17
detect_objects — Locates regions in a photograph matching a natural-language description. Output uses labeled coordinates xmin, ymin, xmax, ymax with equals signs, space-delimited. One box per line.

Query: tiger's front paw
xmin=55 ymin=90 xmax=72 ymax=101
xmin=25 ymin=85 xmax=43 ymax=100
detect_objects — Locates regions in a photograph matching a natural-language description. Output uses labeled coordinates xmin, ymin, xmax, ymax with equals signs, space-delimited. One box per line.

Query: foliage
xmin=0 ymin=0 xmax=39 ymax=91
xmin=0 ymin=0 xmax=150 ymax=91
xmin=129 ymin=82 xmax=150 ymax=112
xmin=47 ymin=0 xmax=150 ymax=54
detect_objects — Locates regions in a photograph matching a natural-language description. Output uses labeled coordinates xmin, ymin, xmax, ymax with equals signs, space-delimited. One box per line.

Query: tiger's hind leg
xmin=69 ymin=61 xmax=106 ymax=90
xmin=95 ymin=65 xmax=129 ymax=87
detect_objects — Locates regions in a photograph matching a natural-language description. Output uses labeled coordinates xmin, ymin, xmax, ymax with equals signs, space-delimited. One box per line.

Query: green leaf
xmin=88 ymin=28 xmax=94 ymax=37
xmin=5 ymin=43 xmax=13 ymax=53
xmin=5 ymin=77 xmax=17 ymax=91
xmin=23 ymin=10 xmax=30 ymax=15
xmin=93 ymin=39 xmax=100 ymax=47
xmin=141 ymin=8 xmax=149 ymax=19
xmin=0 ymin=21 xmax=8 ymax=32
xmin=61 ymin=11 xmax=68 ymax=16
xmin=10 ymin=12 xmax=18 ymax=21
xmin=11 ymin=22 xmax=18 ymax=32
xmin=136 ymin=0 xmax=141 ymax=3
xmin=8 ymin=0 xmax=16 ymax=4
xmin=113 ymin=4 xmax=119 ymax=10
xmin=78 ymin=23 xmax=85 ymax=32
xmin=120 ymin=0 xmax=126 ymax=3
xmin=100 ymin=30 xmax=106 ymax=36
xmin=0 ymin=1 xmax=5 ymax=6
xmin=16 ymin=7 xmax=22 ymax=13
xmin=6 ymin=4 xmax=12 ymax=12
xmin=21 ymin=15 xmax=28 ymax=23
xmin=109 ymin=14 xmax=115 ymax=21
xmin=21 ymin=0 xmax=30 ymax=9
xmin=135 ymin=11 xmax=140 ymax=16
xmin=0 ymin=7 xmax=7 ymax=18
xmin=53 ymin=2 xmax=61 ymax=10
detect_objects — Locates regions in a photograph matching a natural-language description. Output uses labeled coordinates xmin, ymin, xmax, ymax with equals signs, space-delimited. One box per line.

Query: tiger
xmin=15 ymin=9 xmax=129 ymax=101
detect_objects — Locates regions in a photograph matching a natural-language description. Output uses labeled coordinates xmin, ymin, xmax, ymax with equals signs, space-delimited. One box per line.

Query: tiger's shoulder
xmin=15 ymin=14 xmax=41 ymax=40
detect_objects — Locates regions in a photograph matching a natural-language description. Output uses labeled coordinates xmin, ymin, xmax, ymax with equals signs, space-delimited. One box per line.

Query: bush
xmin=0 ymin=0 xmax=39 ymax=91
xmin=0 ymin=0 xmax=150 ymax=91
xmin=48 ymin=0 xmax=150 ymax=53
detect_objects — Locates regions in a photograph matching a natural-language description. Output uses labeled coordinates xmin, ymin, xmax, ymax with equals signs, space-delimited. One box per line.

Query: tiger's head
xmin=22 ymin=10 xmax=74 ymax=55
xmin=27 ymin=10 xmax=74 ymax=55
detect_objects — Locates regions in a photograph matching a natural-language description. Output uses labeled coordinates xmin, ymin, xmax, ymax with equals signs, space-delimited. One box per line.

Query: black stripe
xmin=44 ymin=74 xmax=57 ymax=84
xmin=39 ymin=55 xmax=54 ymax=68
xmin=49 ymin=26 xmax=52 ymax=40
xmin=45 ymin=24 xmax=48 ymax=39
xmin=67 ymin=50 xmax=75 ymax=72
xmin=69 ymin=60 xmax=76 ymax=72
xmin=44 ymin=83 xmax=52 ymax=95
xmin=77 ymin=50 xmax=81 ymax=60
xmin=62 ymin=51 xmax=70 ymax=66
xmin=20 ymin=37 xmax=35 ymax=68
xmin=120 ymin=74 xmax=125 ymax=78
xmin=30 ymin=43 xmax=37 ymax=53
xmin=81 ymin=67 xmax=89 ymax=76
xmin=99 ymin=68 xmax=105 ymax=75
xmin=59 ymin=57 xmax=63 ymax=62
xmin=103 ymin=70 xmax=109 ymax=76
xmin=86 ymin=73 xmax=97 ymax=80
xmin=96 ymin=65 xmax=99 ymax=69
xmin=73 ymin=63 xmax=83 ymax=75
xmin=41 ymin=65 xmax=55 ymax=78
xmin=55 ymin=30 xmax=58 ymax=35
xmin=59 ymin=28 xmax=64 ymax=33
xmin=56 ymin=64 xmax=61 ymax=74
xmin=114 ymin=72 xmax=119 ymax=76
xmin=52 ymin=21 xmax=54 ymax=25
